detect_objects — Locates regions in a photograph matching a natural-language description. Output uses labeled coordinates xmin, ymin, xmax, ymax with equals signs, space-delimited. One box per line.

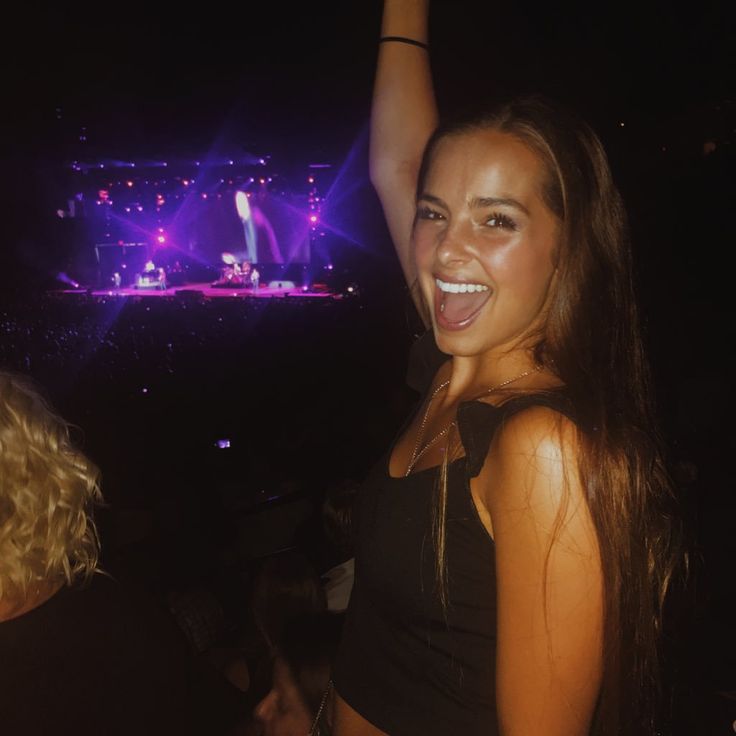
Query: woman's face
xmin=255 ymin=658 xmax=313 ymax=736
xmin=414 ymin=128 xmax=560 ymax=359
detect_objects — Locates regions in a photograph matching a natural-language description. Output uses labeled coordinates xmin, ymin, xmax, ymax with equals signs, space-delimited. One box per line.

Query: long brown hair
xmin=417 ymin=97 xmax=684 ymax=735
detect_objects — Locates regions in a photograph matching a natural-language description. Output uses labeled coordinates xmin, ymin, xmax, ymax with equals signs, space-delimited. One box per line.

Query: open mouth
xmin=434 ymin=277 xmax=493 ymax=331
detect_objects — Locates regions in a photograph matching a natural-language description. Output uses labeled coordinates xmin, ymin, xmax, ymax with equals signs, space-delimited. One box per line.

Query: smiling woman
xmin=330 ymin=1 xmax=684 ymax=735
xmin=414 ymin=128 xmax=560 ymax=356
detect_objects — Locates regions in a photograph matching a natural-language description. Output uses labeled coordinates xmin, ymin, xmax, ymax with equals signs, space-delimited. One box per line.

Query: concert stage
xmin=52 ymin=282 xmax=339 ymax=300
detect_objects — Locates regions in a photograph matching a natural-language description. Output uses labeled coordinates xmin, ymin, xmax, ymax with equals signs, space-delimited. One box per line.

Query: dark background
xmin=0 ymin=1 xmax=734 ymax=732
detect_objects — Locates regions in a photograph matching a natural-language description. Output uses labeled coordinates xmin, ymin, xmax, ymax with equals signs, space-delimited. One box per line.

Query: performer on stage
xmin=240 ymin=260 xmax=252 ymax=285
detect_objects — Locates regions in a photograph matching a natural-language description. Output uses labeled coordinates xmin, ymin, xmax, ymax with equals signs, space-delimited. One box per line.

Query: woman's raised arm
xmin=370 ymin=0 xmax=437 ymax=293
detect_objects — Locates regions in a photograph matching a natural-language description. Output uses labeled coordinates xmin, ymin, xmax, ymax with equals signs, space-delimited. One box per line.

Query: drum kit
xmin=212 ymin=253 xmax=259 ymax=289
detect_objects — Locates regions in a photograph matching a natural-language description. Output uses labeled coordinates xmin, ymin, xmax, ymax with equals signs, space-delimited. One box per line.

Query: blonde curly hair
xmin=0 ymin=372 xmax=102 ymax=600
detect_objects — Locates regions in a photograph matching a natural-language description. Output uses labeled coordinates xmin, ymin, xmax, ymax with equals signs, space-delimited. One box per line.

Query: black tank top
xmin=333 ymin=333 xmax=576 ymax=735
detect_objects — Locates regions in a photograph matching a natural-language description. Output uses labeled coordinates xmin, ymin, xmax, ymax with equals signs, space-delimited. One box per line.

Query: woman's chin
xmin=432 ymin=328 xmax=485 ymax=358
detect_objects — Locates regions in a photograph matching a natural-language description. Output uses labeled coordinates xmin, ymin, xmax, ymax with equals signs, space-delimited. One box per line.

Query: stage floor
xmin=53 ymin=282 xmax=338 ymax=300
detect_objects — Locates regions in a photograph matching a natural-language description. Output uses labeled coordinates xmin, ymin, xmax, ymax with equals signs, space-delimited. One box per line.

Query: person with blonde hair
xmin=0 ymin=371 xmax=102 ymax=618
xmin=0 ymin=371 xmax=246 ymax=735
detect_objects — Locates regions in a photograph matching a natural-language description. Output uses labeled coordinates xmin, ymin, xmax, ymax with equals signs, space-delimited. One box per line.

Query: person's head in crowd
xmin=255 ymin=611 xmax=343 ymax=736
xmin=0 ymin=372 xmax=102 ymax=616
xmin=321 ymin=480 xmax=357 ymax=565
xmin=251 ymin=551 xmax=326 ymax=650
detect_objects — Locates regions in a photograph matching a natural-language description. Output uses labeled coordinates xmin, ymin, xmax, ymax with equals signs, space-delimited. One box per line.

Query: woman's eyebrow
xmin=417 ymin=192 xmax=446 ymax=207
xmin=469 ymin=196 xmax=530 ymax=216
xmin=417 ymin=192 xmax=530 ymax=217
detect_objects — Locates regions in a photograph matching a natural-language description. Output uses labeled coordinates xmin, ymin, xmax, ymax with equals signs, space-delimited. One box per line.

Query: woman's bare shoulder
xmin=481 ymin=403 xmax=587 ymax=522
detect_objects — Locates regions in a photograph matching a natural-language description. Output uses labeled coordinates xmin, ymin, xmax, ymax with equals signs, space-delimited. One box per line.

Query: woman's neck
xmin=441 ymin=349 xmax=546 ymax=404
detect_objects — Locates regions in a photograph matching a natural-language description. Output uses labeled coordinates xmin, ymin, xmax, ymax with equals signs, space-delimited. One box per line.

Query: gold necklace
xmin=308 ymin=679 xmax=332 ymax=735
xmin=404 ymin=365 xmax=543 ymax=476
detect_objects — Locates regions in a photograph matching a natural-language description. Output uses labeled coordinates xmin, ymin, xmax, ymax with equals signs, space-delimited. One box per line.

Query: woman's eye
xmin=485 ymin=212 xmax=517 ymax=230
xmin=416 ymin=206 xmax=443 ymax=221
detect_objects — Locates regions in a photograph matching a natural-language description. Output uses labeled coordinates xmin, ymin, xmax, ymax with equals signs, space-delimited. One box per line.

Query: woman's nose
xmin=436 ymin=223 xmax=472 ymax=266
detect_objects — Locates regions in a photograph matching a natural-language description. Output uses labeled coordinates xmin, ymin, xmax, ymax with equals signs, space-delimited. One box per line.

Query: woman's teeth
xmin=435 ymin=278 xmax=490 ymax=294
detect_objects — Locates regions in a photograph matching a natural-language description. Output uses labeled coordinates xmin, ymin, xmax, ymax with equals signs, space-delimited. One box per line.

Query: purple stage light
xmin=235 ymin=191 xmax=251 ymax=221
xmin=309 ymin=215 xmax=318 ymax=224
xmin=157 ymin=235 xmax=166 ymax=244
xmin=56 ymin=272 xmax=80 ymax=289
xmin=216 ymin=439 xmax=231 ymax=449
